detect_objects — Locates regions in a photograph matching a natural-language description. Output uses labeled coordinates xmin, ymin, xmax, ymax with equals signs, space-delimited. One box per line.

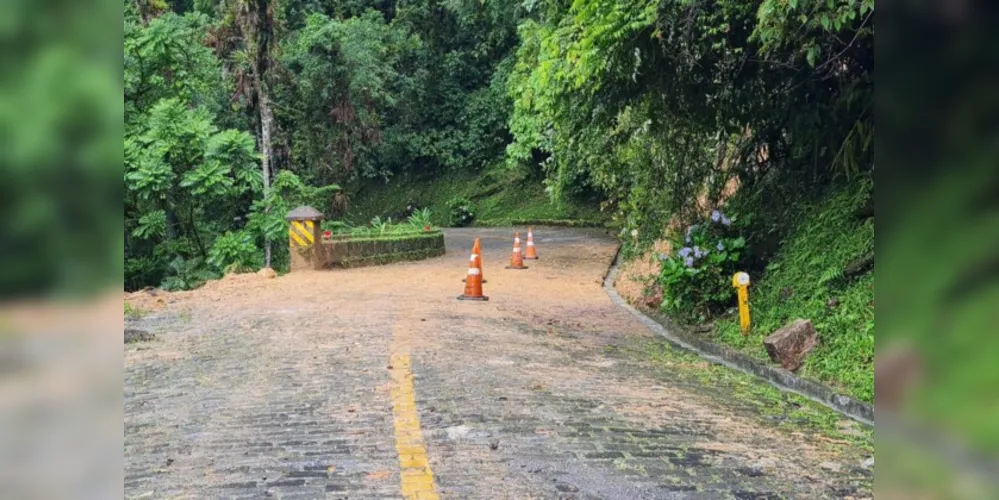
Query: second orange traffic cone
xmin=524 ymin=227 xmax=539 ymax=260
xmin=458 ymin=239 xmax=488 ymax=301
xmin=505 ymin=232 xmax=528 ymax=270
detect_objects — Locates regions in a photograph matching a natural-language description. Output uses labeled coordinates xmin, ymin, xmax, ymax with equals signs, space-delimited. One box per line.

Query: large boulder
xmin=763 ymin=319 xmax=818 ymax=372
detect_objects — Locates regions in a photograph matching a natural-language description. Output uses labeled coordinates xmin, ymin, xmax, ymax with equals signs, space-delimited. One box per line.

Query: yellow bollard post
xmin=732 ymin=272 xmax=751 ymax=335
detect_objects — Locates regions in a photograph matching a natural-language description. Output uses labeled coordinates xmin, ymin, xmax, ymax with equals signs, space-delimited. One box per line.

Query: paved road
xmin=125 ymin=227 xmax=872 ymax=499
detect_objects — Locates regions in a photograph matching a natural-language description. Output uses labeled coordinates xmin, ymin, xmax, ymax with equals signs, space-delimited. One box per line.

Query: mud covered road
xmin=125 ymin=227 xmax=873 ymax=499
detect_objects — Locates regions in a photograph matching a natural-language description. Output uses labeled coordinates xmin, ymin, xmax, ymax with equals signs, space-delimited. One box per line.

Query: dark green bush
xmin=446 ymin=197 xmax=476 ymax=227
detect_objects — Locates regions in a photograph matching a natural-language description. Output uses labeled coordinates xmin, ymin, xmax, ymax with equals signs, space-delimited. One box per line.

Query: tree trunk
xmin=241 ymin=0 xmax=275 ymax=269
xmin=256 ymin=72 xmax=274 ymax=268
xmin=187 ymin=205 xmax=208 ymax=260
xmin=162 ymin=199 xmax=178 ymax=241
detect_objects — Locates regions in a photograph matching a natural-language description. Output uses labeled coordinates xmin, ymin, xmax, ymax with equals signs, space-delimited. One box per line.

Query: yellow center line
xmin=389 ymin=323 xmax=439 ymax=500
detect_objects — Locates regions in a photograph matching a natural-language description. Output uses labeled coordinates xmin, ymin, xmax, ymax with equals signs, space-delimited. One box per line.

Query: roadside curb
xmin=603 ymin=250 xmax=874 ymax=427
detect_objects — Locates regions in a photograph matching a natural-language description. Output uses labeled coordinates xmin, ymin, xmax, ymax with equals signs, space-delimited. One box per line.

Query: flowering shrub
xmin=446 ymin=197 xmax=476 ymax=227
xmin=657 ymin=210 xmax=745 ymax=323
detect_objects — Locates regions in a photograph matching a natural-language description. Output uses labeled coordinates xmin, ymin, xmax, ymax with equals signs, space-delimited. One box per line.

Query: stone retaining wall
xmin=319 ymin=231 xmax=445 ymax=268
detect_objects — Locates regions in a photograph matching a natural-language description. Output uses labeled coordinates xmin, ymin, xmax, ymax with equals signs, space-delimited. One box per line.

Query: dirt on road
xmin=125 ymin=227 xmax=872 ymax=499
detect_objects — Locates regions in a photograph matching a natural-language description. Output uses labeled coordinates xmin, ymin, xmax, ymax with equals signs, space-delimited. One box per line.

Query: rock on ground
xmin=763 ymin=318 xmax=819 ymax=372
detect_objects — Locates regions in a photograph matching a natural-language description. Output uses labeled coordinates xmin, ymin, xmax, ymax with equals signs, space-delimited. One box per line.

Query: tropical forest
xmin=125 ymin=0 xmax=873 ymax=402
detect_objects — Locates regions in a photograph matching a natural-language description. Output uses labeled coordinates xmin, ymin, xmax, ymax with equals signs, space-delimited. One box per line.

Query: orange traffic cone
xmin=462 ymin=238 xmax=486 ymax=283
xmin=505 ymin=232 xmax=529 ymax=270
xmin=524 ymin=227 xmax=539 ymax=260
xmin=458 ymin=241 xmax=488 ymax=301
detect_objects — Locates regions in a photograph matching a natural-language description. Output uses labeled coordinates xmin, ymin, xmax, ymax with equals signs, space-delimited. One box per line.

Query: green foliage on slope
xmin=714 ymin=179 xmax=874 ymax=402
xmin=346 ymin=165 xmax=605 ymax=227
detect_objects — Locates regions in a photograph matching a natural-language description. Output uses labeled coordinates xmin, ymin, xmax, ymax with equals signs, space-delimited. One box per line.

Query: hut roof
xmin=285 ymin=206 xmax=324 ymax=221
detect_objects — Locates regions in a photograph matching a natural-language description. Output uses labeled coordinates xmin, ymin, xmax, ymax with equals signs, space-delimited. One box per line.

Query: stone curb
xmin=603 ymin=250 xmax=874 ymax=427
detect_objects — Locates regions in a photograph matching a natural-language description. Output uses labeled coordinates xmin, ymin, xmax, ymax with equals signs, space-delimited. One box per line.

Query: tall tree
xmin=125 ymin=10 xmax=264 ymax=290
xmin=216 ymin=0 xmax=278 ymax=267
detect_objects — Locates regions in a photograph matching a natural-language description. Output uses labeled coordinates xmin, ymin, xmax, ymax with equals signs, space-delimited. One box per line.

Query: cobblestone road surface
xmin=125 ymin=227 xmax=873 ymax=499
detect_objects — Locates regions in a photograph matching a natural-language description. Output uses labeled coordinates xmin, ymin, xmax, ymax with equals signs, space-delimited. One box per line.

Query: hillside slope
xmin=616 ymin=180 xmax=874 ymax=403
xmin=345 ymin=167 xmax=606 ymax=227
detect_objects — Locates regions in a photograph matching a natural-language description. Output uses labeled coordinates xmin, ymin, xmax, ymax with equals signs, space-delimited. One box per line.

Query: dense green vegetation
xmin=322 ymin=211 xmax=439 ymax=239
xmin=713 ymin=180 xmax=874 ymax=401
xmin=346 ymin=167 xmax=605 ymax=228
xmin=505 ymin=0 xmax=873 ymax=235
xmin=125 ymin=0 xmax=873 ymax=294
xmin=631 ymin=178 xmax=874 ymax=404
xmin=125 ymin=0 xmax=522 ymax=289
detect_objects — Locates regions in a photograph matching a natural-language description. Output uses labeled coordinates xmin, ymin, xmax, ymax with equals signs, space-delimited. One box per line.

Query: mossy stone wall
xmin=320 ymin=231 xmax=445 ymax=268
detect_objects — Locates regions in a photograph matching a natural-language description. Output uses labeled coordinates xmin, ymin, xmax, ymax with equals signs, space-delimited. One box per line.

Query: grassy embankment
xmin=712 ymin=182 xmax=875 ymax=402
xmin=346 ymin=166 xmax=606 ymax=227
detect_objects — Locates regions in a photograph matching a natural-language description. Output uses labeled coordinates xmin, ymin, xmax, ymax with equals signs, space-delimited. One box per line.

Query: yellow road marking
xmin=390 ymin=320 xmax=439 ymax=500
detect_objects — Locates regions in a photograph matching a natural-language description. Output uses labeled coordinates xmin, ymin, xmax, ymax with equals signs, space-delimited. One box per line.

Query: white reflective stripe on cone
xmin=527 ymin=241 xmax=535 ymax=246
xmin=470 ymin=254 xmax=478 ymax=260
xmin=467 ymin=268 xmax=481 ymax=275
